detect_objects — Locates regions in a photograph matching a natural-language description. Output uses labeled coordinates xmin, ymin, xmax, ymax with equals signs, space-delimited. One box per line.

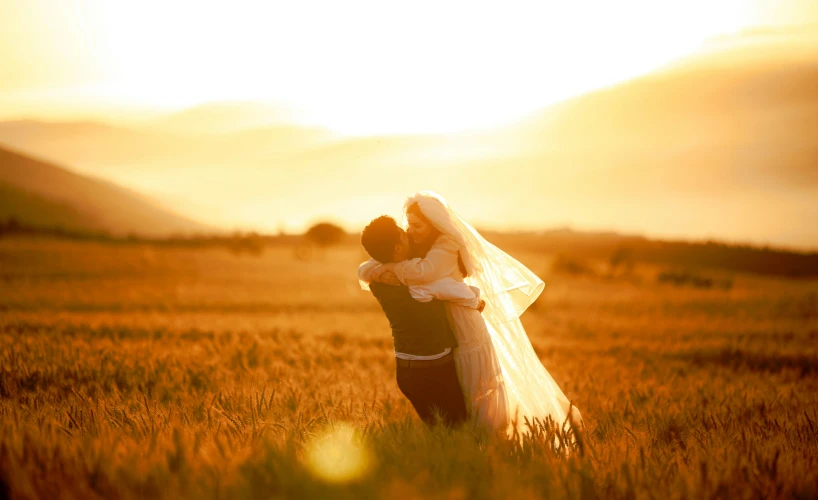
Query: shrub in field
xmin=608 ymin=246 xmax=635 ymax=277
xmin=656 ymin=269 xmax=733 ymax=289
xmin=296 ymin=222 xmax=348 ymax=260
xmin=551 ymin=253 xmax=597 ymax=277
xmin=305 ymin=223 xmax=346 ymax=248
xmin=225 ymin=232 xmax=266 ymax=256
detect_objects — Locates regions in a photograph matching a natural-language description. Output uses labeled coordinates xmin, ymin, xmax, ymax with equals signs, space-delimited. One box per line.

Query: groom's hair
xmin=361 ymin=216 xmax=402 ymax=263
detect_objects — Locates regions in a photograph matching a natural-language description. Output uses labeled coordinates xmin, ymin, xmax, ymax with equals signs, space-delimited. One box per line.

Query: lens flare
xmin=304 ymin=422 xmax=372 ymax=483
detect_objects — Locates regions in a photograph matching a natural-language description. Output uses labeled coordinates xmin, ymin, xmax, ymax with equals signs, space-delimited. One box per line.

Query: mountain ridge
xmin=0 ymin=145 xmax=211 ymax=236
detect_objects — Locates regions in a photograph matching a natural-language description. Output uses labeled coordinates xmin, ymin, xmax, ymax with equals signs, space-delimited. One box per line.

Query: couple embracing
xmin=358 ymin=191 xmax=581 ymax=436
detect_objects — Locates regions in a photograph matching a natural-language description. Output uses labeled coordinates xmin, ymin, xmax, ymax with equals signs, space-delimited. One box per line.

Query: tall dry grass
xmin=1 ymin=236 xmax=816 ymax=498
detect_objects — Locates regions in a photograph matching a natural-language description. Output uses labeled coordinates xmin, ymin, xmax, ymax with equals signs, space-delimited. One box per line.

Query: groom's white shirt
xmin=358 ymin=258 xmax=481 ymax=360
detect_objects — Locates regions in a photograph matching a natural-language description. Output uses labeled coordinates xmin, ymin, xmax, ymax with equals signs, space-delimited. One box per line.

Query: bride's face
xmin=407 ymin=213 xmax=435 ymax=245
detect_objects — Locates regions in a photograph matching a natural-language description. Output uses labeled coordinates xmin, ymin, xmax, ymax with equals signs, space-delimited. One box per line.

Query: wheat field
xmin=1 ymin=236 xmax=817 ymax=499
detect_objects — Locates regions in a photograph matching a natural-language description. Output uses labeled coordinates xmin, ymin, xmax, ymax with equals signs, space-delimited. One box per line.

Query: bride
xmin=359 ymin=191 xmax=581 ymax=436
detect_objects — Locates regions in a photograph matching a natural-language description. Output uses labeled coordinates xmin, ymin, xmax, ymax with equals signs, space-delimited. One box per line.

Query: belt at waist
xmin=396 ymin=352 xmax=454 ymax=369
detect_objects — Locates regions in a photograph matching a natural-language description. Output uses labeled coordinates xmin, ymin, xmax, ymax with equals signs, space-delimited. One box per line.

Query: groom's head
xmin=361 ymin=216 xmax=410 ymax=263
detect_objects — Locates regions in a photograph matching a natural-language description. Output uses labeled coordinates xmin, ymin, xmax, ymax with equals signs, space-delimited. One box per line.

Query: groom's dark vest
xmin=369 ymin=282 xmax=457 ymax=356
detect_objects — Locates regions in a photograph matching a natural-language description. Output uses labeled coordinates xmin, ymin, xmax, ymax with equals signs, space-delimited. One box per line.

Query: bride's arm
xmin=411 ymin=279 xmax=483 ymax=309
xmin=389 ymin=236 xmax=460 ymax=286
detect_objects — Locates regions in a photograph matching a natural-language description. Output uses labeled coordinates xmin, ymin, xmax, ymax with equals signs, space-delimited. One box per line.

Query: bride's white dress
xmin=393 ymin=235 xmax=509 ymax=432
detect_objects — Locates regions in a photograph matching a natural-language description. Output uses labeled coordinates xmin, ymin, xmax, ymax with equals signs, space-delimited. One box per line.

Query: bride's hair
xmin=406 ymin=203 xmax=469 ymax=277
xmin=361 ymin=216 xmax=402 ymax=263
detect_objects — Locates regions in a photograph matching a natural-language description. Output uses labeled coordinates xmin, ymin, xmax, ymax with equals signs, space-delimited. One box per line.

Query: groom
xmin=360 ymin=216 xmax=468 ymax=427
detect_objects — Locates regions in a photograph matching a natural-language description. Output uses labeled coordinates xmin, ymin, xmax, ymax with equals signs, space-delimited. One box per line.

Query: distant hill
xmin=0 ymin=146 xmax=210 ymax=236
xmin=143 ymin=101 xmax=302 ymax=135
xmin=484 ymin=228 xmax=818 ymax=278
xmin=465 ymin=31 xmax=818 ymax=248
xmin=512 ymin=32 xmax=818 ymax=189
xmin=0 ymin=182 xmax=99 ymax=232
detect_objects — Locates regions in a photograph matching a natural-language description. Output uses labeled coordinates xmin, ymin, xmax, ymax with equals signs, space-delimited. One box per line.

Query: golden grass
xmin=1 ymin=237 xmax=817 ymax=499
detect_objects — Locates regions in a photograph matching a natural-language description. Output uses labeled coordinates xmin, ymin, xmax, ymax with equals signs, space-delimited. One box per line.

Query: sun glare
xmin=2 ymin=0 xmax=758 ymax=134
xmin=304 ymin=423 xmax=372 ymax=483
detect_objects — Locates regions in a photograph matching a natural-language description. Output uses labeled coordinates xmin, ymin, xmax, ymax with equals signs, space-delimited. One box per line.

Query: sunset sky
xmin=1 ymin=1 xmax=817 ymax=248
xmin=2 ymin=0 xmax=816 ymax=134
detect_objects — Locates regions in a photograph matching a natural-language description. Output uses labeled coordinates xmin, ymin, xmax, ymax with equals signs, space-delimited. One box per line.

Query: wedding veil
xmin=403 ymin=191 xmax=582 ymax=433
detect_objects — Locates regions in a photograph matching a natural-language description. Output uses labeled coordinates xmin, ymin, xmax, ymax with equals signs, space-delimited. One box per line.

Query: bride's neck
xmin=410 ymin=235 xmax=437 ymax=258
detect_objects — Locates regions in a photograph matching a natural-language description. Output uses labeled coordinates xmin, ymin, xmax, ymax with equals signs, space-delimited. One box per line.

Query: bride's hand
xmin=379 ymin=271 xmax=402 ymax=286
xmin=477 ymin=299 xmax=486 ymax=312
xmin=370 ymin=265 xmax=401 ymax=286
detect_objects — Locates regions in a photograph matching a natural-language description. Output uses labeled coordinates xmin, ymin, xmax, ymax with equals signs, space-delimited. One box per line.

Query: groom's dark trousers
xmin=369 ymin=282 xmax=468 ymax=427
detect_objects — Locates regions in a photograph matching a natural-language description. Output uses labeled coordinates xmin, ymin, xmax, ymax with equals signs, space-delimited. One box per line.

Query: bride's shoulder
xmin=433 ymin=234 xmax=461 ymax=253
